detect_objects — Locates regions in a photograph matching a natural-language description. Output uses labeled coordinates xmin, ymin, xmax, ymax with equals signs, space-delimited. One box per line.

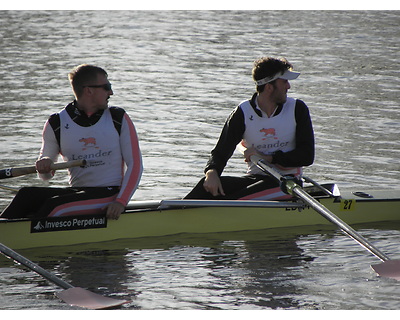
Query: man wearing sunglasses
xmin=1 ymin=64 xmax=143 ymax=220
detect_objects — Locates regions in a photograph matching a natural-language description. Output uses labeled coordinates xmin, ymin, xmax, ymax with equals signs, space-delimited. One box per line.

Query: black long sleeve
xmin=272 ymin=100 xmax=315 ymax=167
xmin=205 ymin=106 xmax=245 ymax=175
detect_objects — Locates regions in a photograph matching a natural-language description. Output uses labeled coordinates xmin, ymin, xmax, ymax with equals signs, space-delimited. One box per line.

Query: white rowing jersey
xmin=58 ymin=107 xmax=123 ymax=187
xmin=241 ymin=97 xmax=302 ymax=177
xmin=40 ymin=105 xmax=143 ymax=206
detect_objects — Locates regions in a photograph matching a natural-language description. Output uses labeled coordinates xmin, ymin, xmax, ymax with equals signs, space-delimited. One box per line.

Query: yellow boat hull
xmin=1 ymin=189 xmax=399 ymax=249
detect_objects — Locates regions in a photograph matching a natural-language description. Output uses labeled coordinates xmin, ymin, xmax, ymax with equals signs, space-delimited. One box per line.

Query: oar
xmin=0 ymin=242 xmax=128 ymax=309
xmin=0 ymin=159 xmax=86 ymax=180
xmin=248 ymin=154 xmax=400 ymax=281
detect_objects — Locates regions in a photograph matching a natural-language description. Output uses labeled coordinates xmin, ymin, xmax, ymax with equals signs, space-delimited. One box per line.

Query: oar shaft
xmin=289 ymin=182 xmax=389 ymax=262
xmin=0 ymin=160 xmax=86 ymax=180
xmin=0 ymin=242 xmax=129 ymax=309
xmin=249 ymin=154 xmax=390 ymax=262
xmin=0 ymin=243 xmax=73 ymax=289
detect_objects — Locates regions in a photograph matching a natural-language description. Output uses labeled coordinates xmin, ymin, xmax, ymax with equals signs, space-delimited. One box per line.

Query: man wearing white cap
xmin=185 ymin=57 xmax=315 ymax=200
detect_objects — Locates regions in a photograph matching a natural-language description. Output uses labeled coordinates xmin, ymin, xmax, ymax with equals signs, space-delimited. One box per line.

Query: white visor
xmin=255 ymin=69 xmax=300 ymax=86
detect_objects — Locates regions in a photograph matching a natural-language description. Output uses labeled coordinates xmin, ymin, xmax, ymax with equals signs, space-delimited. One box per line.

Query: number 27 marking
xmin=340 ymin=199 xmax=356 ymax=211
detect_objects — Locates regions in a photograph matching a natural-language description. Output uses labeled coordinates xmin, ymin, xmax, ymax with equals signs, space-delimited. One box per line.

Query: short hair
xmin=68 ymin=64 xmax=108 ymax=98
xmin=252 ymin=57 xmax=293 ymax=93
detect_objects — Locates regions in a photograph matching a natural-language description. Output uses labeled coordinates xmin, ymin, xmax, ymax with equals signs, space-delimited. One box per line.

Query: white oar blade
xmin=56 ymin=287 xmax=129 ymax=309
xmin=371 ymin=259 xmax=400 ymax=281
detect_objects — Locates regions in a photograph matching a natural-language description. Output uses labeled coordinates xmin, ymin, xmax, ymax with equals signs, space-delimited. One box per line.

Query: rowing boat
xmin=1 ymin=183 xmax=399 ymax=250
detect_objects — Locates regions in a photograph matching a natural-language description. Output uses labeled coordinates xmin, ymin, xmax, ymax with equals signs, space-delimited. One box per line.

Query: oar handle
xmin=0 ymin=159 xmax=86 ymax=179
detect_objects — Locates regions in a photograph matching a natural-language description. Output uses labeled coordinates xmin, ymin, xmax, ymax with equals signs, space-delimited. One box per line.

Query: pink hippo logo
xmin=260 ymin=128 xmax=278 ymax=140
xmin=79 ymin=137 xmax=98 ymax=150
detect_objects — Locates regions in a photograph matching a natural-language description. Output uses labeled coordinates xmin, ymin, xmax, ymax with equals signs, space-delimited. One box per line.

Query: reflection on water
xmin=124 ymin=237 xmax=309 ymax=309
xmin=0 ymin=10 xmax=399 ymax=310
xmin=1 ymin=224 xmax=400 ymax=310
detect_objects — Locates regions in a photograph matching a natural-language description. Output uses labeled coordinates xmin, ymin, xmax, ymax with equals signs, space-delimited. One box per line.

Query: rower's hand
xmin=104 ymin=201 xmax=125 ymax=220
xmin=203 ymin=169 xmax=225 ymax=197
xmin=35 ymin=158 xmax=54 ymax=174
xmin=243 ymin=147 xmax=272 ymax=163
xmin=243 ymin=146 xmax=261 ymax=162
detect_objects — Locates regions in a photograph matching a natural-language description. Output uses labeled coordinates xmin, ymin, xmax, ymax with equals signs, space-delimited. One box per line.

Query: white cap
xmin=255 ymin=69 xmax=300 ymax=86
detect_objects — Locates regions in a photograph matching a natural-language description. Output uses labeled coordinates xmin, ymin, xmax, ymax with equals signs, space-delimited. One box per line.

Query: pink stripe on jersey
xmin=116 ymin=113 xmax=143 ymax=206
xmin=48 ymin=195 xmax=117 ymax=217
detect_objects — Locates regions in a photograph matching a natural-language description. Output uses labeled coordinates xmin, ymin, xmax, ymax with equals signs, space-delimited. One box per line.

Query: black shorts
xmin=0 ymin=186 xmax=120 ymax=219
xmin=184 ymin=174 xmax=285 ymax=200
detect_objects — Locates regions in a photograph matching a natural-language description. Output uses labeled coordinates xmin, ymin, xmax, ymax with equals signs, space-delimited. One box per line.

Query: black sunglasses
xmin=84 ymin=83 xmax=112 ymax=91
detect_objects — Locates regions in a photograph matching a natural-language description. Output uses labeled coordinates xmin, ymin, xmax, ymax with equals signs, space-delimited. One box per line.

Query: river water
xmin=0 ymin=10 xmax=399 ymax=310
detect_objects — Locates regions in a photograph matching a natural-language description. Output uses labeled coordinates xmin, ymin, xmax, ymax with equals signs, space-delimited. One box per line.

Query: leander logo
xmin=79 ymin=137 xmax=99 ymax=150
xmin=260 ymin=128 xmax=278 ymax=140
xmin=30 ymin=214 xmax=107 ymax=233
